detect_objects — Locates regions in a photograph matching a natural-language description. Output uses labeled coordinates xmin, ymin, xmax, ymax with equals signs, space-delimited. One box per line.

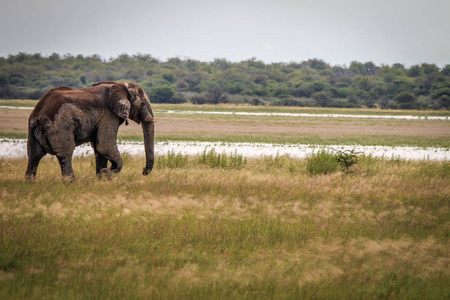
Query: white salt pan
xmin=162 ymin=110 xmax=450 ymax=121
xmin=1 ymin=139 xmax=448 ymax=161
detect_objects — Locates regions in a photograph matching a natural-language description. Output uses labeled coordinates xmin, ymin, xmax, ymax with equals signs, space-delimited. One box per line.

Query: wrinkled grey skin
xmin=25 ymin=81 xmax=155 ymax=182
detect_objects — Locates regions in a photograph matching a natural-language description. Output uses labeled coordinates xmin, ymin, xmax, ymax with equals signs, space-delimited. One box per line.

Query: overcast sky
xmin=1 ymin=0 xmax=449 ymax=67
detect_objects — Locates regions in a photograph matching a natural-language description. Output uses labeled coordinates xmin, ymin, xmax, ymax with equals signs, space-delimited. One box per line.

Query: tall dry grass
xmin=0 ymin=154 xmax=449 ymax=299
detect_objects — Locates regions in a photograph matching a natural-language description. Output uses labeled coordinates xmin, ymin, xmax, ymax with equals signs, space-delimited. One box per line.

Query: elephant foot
xmin=142 ymin=167 xmax=151 ymax=176
xmin=99 ymin=168 xmax=113 ymax=179
xmin=25 ymin=174 xmax=36 ymax=183
xmin=62 ymin=174 xmax=76 ymax=183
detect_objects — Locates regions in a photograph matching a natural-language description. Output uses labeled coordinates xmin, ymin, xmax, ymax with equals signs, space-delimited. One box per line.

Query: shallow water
xmin=2 ymin=139 xmax=448 ymax=161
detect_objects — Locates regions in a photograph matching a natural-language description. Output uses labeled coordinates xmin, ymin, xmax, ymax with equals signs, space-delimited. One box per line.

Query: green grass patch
xmin=0 ymin=133 xmax=28 ymax=140
xmin=0 ymin=99 xmax=37 ymax=108
xmin=157 ymin=150 xmax=189 ymax=168
xmin=197 ymin=148 xmax=247 ymax=169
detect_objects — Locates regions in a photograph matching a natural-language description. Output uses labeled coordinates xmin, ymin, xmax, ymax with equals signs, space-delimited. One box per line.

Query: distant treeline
xmin=1 ymin=52 xmax=449 ymax=109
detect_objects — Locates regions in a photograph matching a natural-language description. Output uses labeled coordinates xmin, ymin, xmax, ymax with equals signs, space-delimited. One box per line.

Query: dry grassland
xmin=0 ymin=102 xmax=449 ymax=298
xmin=1 ymin=154 xmax=449 ymax=299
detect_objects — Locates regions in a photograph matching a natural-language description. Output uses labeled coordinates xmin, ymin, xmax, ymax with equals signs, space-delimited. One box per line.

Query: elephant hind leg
xmin=45 ymin=129 xmax=76 ymax=181
xmin=25 ymin=152 xmax=46 ymax=182
xmin=25 ymin=135 xmax=47 ymax=182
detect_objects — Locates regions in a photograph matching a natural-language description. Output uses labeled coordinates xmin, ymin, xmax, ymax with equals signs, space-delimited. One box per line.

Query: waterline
xmin=161 ymin=110 xmax=450 ymax=121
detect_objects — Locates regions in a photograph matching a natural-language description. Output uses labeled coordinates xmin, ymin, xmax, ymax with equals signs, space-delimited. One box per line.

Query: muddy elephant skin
xmin=25 ymin=81 xmax=155 ymax=182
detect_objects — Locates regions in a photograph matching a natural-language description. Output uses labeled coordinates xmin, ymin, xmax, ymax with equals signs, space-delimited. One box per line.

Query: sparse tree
xmin=395 ymin=91 xmax=416 ymax=109
xmin=312 ymin=91 xmax=331 ymax=107
xmin=205 ymin=86 xmax=228 ymax=104
xmin=378 ymin=97 xmax=390 ymax=109
xmin=441 ymin=65 xmax=450 ymax=76
xmin=185 ymin=72 xmax=202 ymax=92
xmin=432 ymin=88 xmax=450 ymax=109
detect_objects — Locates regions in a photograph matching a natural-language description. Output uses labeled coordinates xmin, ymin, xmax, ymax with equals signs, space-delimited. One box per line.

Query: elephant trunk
xmin=141 ymin=96 xmax=155 ymax=175
xmin=142 ymin=120 xmax=154 ymax=175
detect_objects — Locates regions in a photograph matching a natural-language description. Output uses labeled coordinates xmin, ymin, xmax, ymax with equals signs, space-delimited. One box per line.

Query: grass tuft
xmin=198 ymin=148 xmax=247 ymax=169
xmin=157 ymin=150 xmax=188 ymax=169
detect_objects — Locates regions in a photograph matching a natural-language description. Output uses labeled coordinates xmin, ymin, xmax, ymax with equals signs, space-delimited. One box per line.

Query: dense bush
xmin=306 ymin=150 xmax=340 ymax=175
xmin=1 ymin=53 xmax=449 ymax=109
xmin=149 ymin=86 xmax=186 ymax=104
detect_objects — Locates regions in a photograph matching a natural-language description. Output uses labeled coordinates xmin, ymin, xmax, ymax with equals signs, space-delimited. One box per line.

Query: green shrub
xmin=198 ymin=148 xmax=227 ymax=168
xmin=190 ymin=95 xmax=208 ymax=104
xmin=121 ymin=152 xmax=132 ymax=164
xmin=149 ymin=86 xmax=186 ymax=104
xmin=306 ymin=150 xmax=339 ymax=175
xmin=228 ymin=150 xmax=247 ymax=170
xmin=198 ymin=148 xmax=246 ymax=169
xmin=333 ymin=148 xmax=360 ymax=172
xmin=263 ymin=153 xmax=290 ymax=170
xmin=157 ymin=150 xmax=188 ymax=168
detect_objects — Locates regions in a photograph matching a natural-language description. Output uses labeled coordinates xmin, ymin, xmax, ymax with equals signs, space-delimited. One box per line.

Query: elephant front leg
xmin=102 ymin=149 xmax=123 ymax=173
xmin=96 ymin=150 xmax=120 ymax=179
xmin=94 ymin=144 xmax=123 ymax=177
xmin=95 ymin=124 xmax=123 ymax=176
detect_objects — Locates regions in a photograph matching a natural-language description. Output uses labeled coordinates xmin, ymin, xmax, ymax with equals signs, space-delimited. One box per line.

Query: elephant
xmin=25 ymin=81 xmax=155 ymax=182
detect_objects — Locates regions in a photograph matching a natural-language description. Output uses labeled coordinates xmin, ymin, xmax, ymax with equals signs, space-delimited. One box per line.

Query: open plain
xmin=1 ymin=101 xmax=450 ymax=147
xmin=0 ymin=101 xmax=449 ymax=299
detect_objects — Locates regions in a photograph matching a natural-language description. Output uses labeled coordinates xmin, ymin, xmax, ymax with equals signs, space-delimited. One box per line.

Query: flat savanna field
xmin=1 ymin=101 xmax=449 ymax=299
xmin=2 ymin=100 xmax=450 ymax=147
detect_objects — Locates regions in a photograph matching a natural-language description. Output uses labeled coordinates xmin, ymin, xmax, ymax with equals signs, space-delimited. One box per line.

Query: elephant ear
xmin=109 ymin=83 xmax=131 ymax=123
